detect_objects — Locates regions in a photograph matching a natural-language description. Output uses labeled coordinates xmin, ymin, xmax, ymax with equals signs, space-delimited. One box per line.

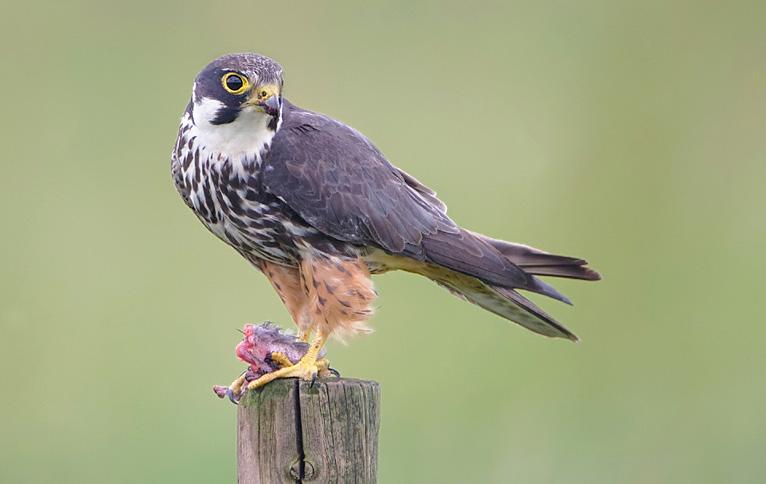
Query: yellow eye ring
xmin=221 ymin=72 xmax=250 ymax=95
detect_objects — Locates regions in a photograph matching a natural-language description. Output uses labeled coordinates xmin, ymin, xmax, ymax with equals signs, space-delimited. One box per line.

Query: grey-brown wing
xmin=262 ymin=107 xmax=458 ymax=253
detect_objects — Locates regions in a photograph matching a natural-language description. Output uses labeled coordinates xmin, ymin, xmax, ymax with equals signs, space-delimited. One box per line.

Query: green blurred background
xmin=1 ymin=1 xmax=765 ymax=482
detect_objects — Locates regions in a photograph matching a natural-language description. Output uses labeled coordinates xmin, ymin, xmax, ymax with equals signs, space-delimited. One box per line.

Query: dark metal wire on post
xmin=237 ymin=378 xmax=381 ymax=483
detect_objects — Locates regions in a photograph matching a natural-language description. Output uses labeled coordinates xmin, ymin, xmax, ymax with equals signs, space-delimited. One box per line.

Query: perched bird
xmin=171 ymin=53 xmax=599 ymax=391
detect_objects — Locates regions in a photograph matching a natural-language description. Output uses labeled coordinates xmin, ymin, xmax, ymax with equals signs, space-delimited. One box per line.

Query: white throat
xmin=191 ymin=97 xmax=279 ymax=162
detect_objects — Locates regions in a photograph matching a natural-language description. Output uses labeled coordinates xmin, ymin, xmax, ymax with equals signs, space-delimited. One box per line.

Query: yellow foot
xmin=269 ymin=351 xmax=294 ymax=368
xmin=247 ymin=357 xmax=321 ymax=390
xmin=316 ymin=358 xmax=335 ymax=378
xmin=229 ymin=374 xmax=246 ymax=393
xmin=247 ymin=332 xmax=330 ymax=391
xmin=270 ymin=351 xmax=330 ymax=373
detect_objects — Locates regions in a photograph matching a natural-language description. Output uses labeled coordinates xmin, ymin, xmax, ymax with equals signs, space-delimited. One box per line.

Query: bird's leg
xmin=298 ymin=323 xmax=315 ymax=343
xmin=247 ymin=332 xmax=329 ymax=390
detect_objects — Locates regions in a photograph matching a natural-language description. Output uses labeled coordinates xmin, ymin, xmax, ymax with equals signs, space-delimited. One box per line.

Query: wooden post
xmin=237 ymin=377 xmax=381 ymax=483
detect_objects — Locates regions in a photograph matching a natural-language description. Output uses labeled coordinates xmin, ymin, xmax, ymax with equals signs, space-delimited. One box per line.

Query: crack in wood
xmin=293 ymin=379 xmax=306 ymax=482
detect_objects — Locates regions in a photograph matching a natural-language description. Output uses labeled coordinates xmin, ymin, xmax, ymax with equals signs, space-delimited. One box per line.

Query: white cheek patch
xmin=191 ymin=96 xmax=277 ymax=166
xmin=192 ymin=97 xmax=226 ymax=130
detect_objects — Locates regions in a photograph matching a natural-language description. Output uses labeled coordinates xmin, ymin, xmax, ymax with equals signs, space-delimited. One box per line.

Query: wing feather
xmin=262 ymin=102 xmax=457 ymax=253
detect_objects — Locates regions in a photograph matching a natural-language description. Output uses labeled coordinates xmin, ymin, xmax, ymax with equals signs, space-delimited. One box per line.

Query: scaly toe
xmin=291 ymin=361 xmax=319 ymax=382
xmin=316 ymin=358 xmax=335 ymax=378
xmin=269 ymin=351 xmax=294 ymax=368
xmin=246 ymin=360 xmax=321 ymax=390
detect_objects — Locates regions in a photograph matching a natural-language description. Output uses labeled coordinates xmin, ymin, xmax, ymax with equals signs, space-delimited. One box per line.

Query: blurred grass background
xmin=1 ymin=1 xmax=765 ymax=482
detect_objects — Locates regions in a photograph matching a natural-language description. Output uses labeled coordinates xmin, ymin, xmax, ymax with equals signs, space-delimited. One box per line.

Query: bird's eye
xmin=221 ymin=72 xmax=249 ymax=94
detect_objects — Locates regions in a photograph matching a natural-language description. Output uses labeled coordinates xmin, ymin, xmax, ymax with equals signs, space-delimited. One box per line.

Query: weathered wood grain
xmin=237 ymin=377 xmax=380 ymax=483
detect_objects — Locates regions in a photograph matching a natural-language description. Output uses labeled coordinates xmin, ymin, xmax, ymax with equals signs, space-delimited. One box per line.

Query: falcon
xmin=171 ymin=53 xmax=600 ymax=393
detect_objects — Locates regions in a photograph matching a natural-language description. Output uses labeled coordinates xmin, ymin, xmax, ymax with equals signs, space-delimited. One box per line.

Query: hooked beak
xmin=245 ymin=83 xmax=281 ymax=116
xmin=259 ymin=95 xmax=280 ymax=116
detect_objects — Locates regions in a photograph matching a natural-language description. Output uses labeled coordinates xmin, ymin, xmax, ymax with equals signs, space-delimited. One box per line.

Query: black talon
xmin=329 ymin=367 xmax=341 ymax=378
xmin=309 ymin=373 xmax=318 ymax=388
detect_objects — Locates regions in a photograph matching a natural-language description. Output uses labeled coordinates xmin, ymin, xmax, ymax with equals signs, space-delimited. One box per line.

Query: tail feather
xmin=523 ymin=264 xmax=601 ymax=280
xmin=435 ymin=278 xmax=578 ymax=340
xmin=481 ymin=236 xmax=601 ymax=281
xmin=495 ymin=286 xmax=579 ymax=341
xmin=528 ymin=276 xmax=573 ymax=305
xmin=398 ymin=229 xmax=599 ymax=340
xmin=418 ymin=229 xmax=580 ymax=304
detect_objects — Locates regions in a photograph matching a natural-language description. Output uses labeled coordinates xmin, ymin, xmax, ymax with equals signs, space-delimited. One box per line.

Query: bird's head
xmin=188 ymin=53 xmax=284 ymax=158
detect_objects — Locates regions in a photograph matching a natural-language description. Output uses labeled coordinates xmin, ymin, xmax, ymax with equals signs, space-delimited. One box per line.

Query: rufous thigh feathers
xmin=260 ymin=261 xmax=312 ymax=332
xmin=300 ymin=254 xmax=376 ymax=341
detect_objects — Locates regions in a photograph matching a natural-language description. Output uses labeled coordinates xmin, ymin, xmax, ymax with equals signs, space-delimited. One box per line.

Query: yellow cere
xmin=256 ymin=83 xmax=279 ymax=100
